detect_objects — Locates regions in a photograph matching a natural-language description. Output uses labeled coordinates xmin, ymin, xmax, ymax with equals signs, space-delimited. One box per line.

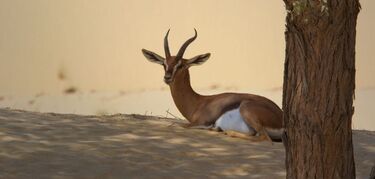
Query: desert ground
xmin=0 ymin=108 xmax=374 ymax=179
xmin=1 ymin=89 xmax=374 ymax=131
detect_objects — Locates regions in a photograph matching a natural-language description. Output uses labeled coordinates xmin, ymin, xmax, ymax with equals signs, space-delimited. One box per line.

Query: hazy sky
xmin=0 ymin=0 xmax=374 ymax=95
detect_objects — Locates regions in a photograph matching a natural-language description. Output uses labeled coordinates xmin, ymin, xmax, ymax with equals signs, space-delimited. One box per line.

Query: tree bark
xmin=282 ymin=0 xmax=360 ymax=178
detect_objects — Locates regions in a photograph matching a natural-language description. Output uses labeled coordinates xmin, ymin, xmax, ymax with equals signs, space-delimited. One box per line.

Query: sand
xmin=1 ymin=89 xmax=374 ymax=131
xmin=0 ymin=108 xmax=374 ymax=179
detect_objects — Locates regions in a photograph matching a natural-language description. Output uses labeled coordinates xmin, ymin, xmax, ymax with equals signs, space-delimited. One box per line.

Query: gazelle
xmin=142 ymin=29 xmax=283 ymax=142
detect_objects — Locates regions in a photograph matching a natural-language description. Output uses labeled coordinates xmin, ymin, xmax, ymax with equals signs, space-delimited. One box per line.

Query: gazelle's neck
xmin=169 ymin=69 xmax=201 ymax=121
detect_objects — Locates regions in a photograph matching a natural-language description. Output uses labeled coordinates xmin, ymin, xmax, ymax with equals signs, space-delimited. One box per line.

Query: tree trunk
xmin=282 ymin=0 xmax=360 ymax=178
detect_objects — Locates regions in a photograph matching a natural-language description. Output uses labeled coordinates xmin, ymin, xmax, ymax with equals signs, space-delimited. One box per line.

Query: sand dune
xmin=0 ymin=108 xmax=374 ymax=178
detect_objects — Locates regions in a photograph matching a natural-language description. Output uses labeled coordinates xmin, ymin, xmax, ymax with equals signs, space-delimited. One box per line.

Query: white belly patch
xmin=214 ymin=108 xmax=256 ymax=134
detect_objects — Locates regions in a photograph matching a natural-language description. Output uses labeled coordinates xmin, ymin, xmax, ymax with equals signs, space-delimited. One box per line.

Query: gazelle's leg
xmin=188 ymin=124 xmax=214 ymax=130
xmin=178 ymin=114 xmax=217 ymax=130
xmin=239 ymin=101 xmax=273 ymax=144
xmin=178 ymin=122 xmax=214 ymax=130
xmin=223 ymin=130 xmax=268 ymax=142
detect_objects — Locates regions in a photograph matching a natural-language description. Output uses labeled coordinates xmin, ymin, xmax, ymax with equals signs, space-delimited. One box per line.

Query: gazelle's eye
xmin=174 ymin=60 xmax=183 ymax=70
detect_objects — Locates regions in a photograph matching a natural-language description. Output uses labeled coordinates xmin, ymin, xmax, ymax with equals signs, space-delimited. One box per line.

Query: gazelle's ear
xmin=185 ymin=53 xmax=210 ymax=67
xmin=142 ymin=49 xmax=165 ymax=65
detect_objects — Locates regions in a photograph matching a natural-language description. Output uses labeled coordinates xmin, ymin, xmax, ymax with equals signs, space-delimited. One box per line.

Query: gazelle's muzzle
xmin=164 ymin=73 xmax=172 ymax=84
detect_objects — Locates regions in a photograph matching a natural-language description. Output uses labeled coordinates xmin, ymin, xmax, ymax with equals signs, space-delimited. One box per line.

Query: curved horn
xmin=164 ymin=29 xmax=171 ymax=58
xmin=176 ymin=29 xmax=197 ymax=59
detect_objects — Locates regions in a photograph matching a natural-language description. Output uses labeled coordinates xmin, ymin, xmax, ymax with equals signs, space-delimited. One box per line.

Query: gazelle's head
xmin=142 ymin=29 xmax=210 ymax=84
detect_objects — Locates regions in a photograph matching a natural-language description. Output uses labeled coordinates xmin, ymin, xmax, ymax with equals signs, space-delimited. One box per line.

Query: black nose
xmin=164 ymin=73 xmax=172 ymax=80
xmin=164 ymin=77 xmax=172 ymax=83
xmin=164 ymin=73 xmax=172 ymax=84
